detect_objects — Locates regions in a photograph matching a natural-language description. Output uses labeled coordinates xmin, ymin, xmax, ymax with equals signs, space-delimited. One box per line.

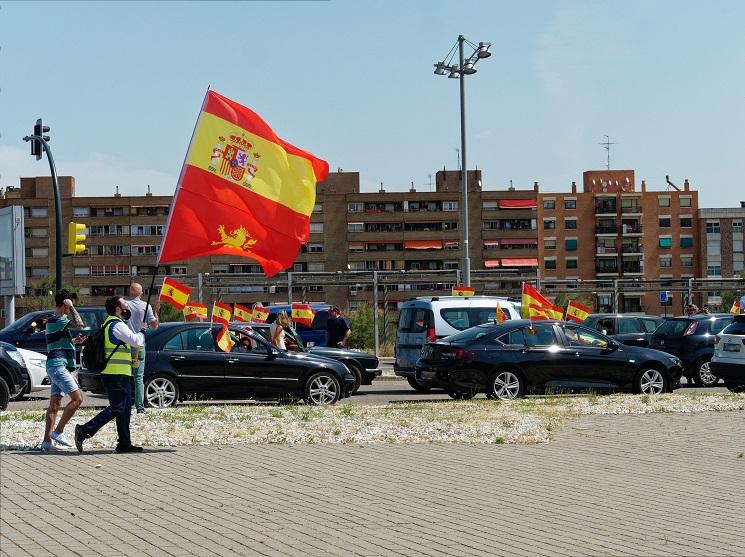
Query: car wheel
xmin=0 ymin=377 xmax=10 ymax=410
xmin=10 ymin=381 xmax=30 ymax=402
xmin=446 ymin=388 xmax=477 ymax=400
xmin=344 ymin=362 xmax=363 ymax=395
xmin=304 ymin=372 xmax=341 ymax=405
xmin=634 ymin=368 xmax=667 ymax=395
xmin=406 ymin=376 xmax=431 ymax=392
xmin=725 ymin=382 xmax=745 ymax=393
xmin=144 ymin=374 xmax=179 ymax=408
xmin=486 ymin=369 xmax=525 ymax=401
xmin=692 ymin=359 xmax=718 ymax=387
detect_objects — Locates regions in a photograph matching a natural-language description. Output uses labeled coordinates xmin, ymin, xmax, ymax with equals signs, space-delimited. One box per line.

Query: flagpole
xmin=134 ymin=266 xmax=159 ymax=371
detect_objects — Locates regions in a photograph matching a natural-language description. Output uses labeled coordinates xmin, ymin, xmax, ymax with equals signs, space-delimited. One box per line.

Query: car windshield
xmin=654 ymin=319 xmax=691 ymax=336
xmin=722 ymin=320 xmax=745 ymax=335
xmin=442 ymin=324 xmax=495 ymax=344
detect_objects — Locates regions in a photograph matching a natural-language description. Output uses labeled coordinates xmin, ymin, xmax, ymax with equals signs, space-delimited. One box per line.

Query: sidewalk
xmin=2 ymin=411 xmax=744 ymax=556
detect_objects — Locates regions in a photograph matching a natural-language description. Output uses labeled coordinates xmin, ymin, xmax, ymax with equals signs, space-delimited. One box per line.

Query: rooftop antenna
xmin=428 ymin=173 xmax=433 ymax=192
xmin=600 ymin=135 xmax=616 ymax=170
xmin=456 ymin=148 xmax=461 ymax=171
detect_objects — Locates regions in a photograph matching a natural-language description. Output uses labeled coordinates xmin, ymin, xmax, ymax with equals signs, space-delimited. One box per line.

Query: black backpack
xmin=81 ymin=320 xmax=124 ymax=373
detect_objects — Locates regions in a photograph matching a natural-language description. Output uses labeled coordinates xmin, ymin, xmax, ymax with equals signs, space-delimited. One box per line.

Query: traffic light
xmin=67 ymin=222 xmax=87 ymax=255
xmin=31 ymin=118 xmax=51 ymax=160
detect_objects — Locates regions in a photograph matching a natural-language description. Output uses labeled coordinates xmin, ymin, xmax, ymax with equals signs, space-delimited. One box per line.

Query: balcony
xmin=595 ymin=259 xmax=619 ymax=274
xmin=595 ymin=225 xmax=618 ymax=235
xmin=622 ymin=262 xmax=643 ymax=274
xmin=620 ymin=222 xmax=643 ymax=235
xmin=621 ymin=205 xmax=643 ymax=215
xmin=621 ymin=244 xmax=643 ymax=255
xmin=595 ymin=201 xmax=617 ymax=215
xmin=596 ymin=245 xmax=618 ymax=256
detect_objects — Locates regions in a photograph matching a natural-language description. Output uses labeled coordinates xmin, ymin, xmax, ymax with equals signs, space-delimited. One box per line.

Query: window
xmin=706 ymin=221 xmax=721 ymax=234
xmin=310 ymin=223 xmax=323 ymax=233
xmin=544 ymin=239 xmax=556 ymax=249
xmin=213 ymin=265 xmax=229 ymax=274
xmin=347 ymin=202 xmax=364 ymax=213
xmin=442 ymin=201 xmax=458 ymax=211
xmin=545 ymin=259 xmax=556 ymax=270
xmin=443 ymin=260 xmax=459 ymax=270
xmin=482 ymin=201 xmax=498 ymax=210
xmin=707 ymin=265 xmax=722 ymax=277
xmin=28 ymin=247 xmax=48 ymax=258
xmin=307 ymin=262 xmax=324 ymax=272
xmin=734 ymin=220 xmax=743 ymax=233
xmin=347 ymin=222 xmax=363 ymax=233
xmin=74 ymin=267 xmax=90 ymax=276
xmin=312 ymin=203 xmax=322 ymax=213
xmin=132 ymin=245 xmax=159 ymax=256
xmin=30 ymin=207 xmax=48 ymax=218
xmin=397 ymin=308 xmax=433 ymax=333
xmin=564 ymin=218 xmax=577 ymax=230
xmin=172 ymin=266 xmax=187 ymax=275
xmin=734 ymin=239 xmax=743 ymax=253
xmin=443 ymin=241 xmax=459 ymax=250
xmin=658 ymin=197 xmax=671 ymax=207
xmin=566 ymin=258 xmax=578 ymax=269
xmin=564 ymin=199 xmax=576 ymax=209
xmin=660 ymin=257 xmax=672 ymax=268
xmin=565 ymin=239 xmax=578 ymax=251
xmin=563 ymin=325 xmax=609 ymax=348
xmin=73 ymin=207 xmax=90 ymax=217
xmin=349 ymin=243 xmax=364 ymax=253
xmin=25 ymin=228 xmax=48 ymax=238
xmin=708 ymin=240 xmax=721 ymax=256
xmin=293 ymin=263 xmax=304 ymax=272
xmin=659 ymin=237 xmax=672 ymax=248
xmin=90 ymin=245 xmax=130 ymax=257
xmin=543 ymin=199 xmax=556 ymax=210
xmin=659 ymin=217 xmax=671 ymax=228
xmin=91 ymin=264 xmax=130 ymax=276
xmin=680 ymin=236 xmax=694 ymax=248
xmin=28 ymin=267 xmax=49 ymax=278
xmin=681 ymin=256 xmax=693 ymax=267
xmin=169 ymin=328 xmax=215 ymax=352
xmin=443 ymin=221 xmax=458 ymax=230
xmin=680 ymin=196 xmax=692 ymax=207
xmin=524 ymin=324 xmax=558 ymax=347
xmin=132 ymin=225 xmax=164 ymax=236
xmin=89 ymin=225 xmax=129 ymax=236
xmin=308 ymin=243 xmax=324 ymax=253
xmin=92 ymin=207 xmax=125 ymax=217
xmin=543 ymin=219 xmax=556 ymax=230
xmin=680 ymin=217 xmax=692 ymax=228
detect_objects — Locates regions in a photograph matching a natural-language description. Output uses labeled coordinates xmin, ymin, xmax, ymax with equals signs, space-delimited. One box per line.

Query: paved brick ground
xmin=2 ymin=411 xmax=744 ymax=556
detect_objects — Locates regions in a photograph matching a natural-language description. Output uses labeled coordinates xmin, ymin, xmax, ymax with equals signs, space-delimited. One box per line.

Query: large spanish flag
xmin=158 ymin=90 xmax=329 ymax=277
xmin=159 ymin=277 xmax=192 ymax=311
xmin=521 ymin=283 xmax=552 ymax=319
xmin=565 ymin=300 xmax=592 ymax=323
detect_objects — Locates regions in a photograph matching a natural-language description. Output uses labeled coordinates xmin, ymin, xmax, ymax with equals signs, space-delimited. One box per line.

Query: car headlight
xmin=668 ymin=356 xmax=682 ymax=366
xmin=7 ymin=350 xmax=25 ymax=366
xmin=29 ymin=357 xmax=46 ymax=368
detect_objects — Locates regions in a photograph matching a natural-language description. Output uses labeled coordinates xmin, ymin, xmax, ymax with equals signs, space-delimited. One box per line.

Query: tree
xmin=346 ymin=304 xmax=395 ymax=350
xmin=158 ymin=301 xmax=183 ymax=323
xmin=20 ymin=277 xmax=84 ymax=314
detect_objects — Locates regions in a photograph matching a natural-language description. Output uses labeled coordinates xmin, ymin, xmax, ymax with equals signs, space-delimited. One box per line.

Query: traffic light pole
xmin=22 ymin=134 xmax=63 ymax=291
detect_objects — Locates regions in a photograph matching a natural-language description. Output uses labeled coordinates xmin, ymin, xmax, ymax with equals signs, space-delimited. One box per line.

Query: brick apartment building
xmin=698 ymin=203 xmax=745 ymax=307
xmin=537 ymin=170 xmax=701 ymax=315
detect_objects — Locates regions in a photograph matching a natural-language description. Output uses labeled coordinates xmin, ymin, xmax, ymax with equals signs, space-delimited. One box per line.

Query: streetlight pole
xmin=434 ymin=37 xmax=491 ymax=288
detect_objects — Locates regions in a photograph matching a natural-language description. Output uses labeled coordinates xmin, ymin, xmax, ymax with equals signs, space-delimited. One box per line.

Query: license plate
xmin=724 ymin=343 xmax=740 ymax=352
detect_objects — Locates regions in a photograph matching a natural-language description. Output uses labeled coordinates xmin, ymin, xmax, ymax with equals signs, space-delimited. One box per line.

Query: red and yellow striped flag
xmin=291 ymin=303 xmax=315 ymax=327
xmin=528 ymin=304 xmax=551 ymax=321
xmin=157 ymin=90 xmax=329 ymax=277
xmin=730 ymin=300 xmax=741 ymax=315
xmin=495 ymin=302 xmax=507 ymax=323
xmin=211 ymin=301 xmax=232 ymax=325
xmin=159 ymin=277 xmax=192 ymax=311
xmin=565 ymin=300 xmax=592 ymax=323
xmin=183 ymin=303 xmax=208 ymax=320
xmin=521 ymin=283 xmax=552 ymax=319
xmin=233 ymin=303 xmax=253 ymax=323
xmin=452 ymin=286 xmax=475 ymax=297
xmin=215 ymin=324 xmax=235 ymax=353
xmin=251 ymin=304 xmax=270 ymax=323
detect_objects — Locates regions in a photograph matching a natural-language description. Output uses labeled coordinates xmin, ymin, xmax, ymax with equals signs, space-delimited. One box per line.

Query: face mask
xmin=120 ymin=308 xmax=132 ymax=320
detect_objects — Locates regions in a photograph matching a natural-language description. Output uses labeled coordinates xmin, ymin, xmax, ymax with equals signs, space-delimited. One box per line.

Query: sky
xmin=1 ymin=1 xmax=744 ymax=208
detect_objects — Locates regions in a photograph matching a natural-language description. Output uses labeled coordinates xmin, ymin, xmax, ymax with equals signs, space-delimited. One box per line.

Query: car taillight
xmin=714 ymin=335 xmax=721 ymax=344
xmin=683 ymin=322 xmax=698 ymax=336
xmin=441 ymin=348 xmax=475 ymax=362
xmin=427 ymin=326 xmax=436 ymax=343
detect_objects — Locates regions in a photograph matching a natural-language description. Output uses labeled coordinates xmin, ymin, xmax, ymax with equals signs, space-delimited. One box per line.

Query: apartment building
xmin=537 ymin=170 xmax=701 ymax=314
xmin=698 ymin=203 xmax=745 ymax=307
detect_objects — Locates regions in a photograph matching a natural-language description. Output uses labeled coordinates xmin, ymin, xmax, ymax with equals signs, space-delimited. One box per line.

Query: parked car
xmin=649 ymin=314 xmax=734 ymax=387
xmin=77 ymin=322 xmax=355 ymax=407
xmin=249 ymin=323 xmax=380 ymax=394
xmin=0 ymin=341 xmax=30 ymax=410
xmin=583 ymin=313 xmax=664 ymax=347
xmin=415 ymin=320 xmax=683 ymax=400
xmin=266 ymin=304 xmax=331 ymax=347
xmin=11 ymin=348 xmax=50 ymax=401
xmin=711 ymin=315 xmax=745 ymax=393
xmin=0 ymin=308 xmax=106 ymax=356
xmin=395 ymin=296 xmax=522 ymax=391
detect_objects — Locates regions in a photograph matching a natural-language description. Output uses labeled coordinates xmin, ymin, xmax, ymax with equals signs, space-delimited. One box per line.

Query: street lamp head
xmin=433 ymin=61 xmax=448 ymax=76
xmin=462 ymin=59 xmax=477 ymax=75
xmin=447 ymin=65 xmax=460 ymax=79
xmin=477 ymin=42 xmax=492 ymax=58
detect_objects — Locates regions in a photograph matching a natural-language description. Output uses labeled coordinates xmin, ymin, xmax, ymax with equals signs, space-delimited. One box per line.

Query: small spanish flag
xmin=565 ymin=300 xmax=592 ymax=323
xmin=234 ymin=303 xmax=253 ymax=323
xmin=160 ymin=277 xmax=192 ymax=311
xmin=730 ymin=300 xmax=741 ymax=315
xmin=291 ymin=302 xmax=315 ymax=327
xmin=452 ymin=286 xmax=475 ymax=297
xmin=252 ymin=304 xmax=270 ymax=323
xmin=183 ymin=303 xmax=208 ymax=320
xmin=215 ymin=324 xmax=235 ymax=353
xmin=495 ymin=303 xmax=507 ymax=323
xmin=212 ymin=301 xmax=232 ymax=325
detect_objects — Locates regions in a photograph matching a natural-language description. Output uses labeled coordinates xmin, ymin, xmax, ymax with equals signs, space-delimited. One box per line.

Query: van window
xmin=617 ymin=319 xmax=640 ymax=334
xmin=441 ymin=309 xmax=469 ymax=330
xmin=472 ymin=307 xmax=509 ymax=325
xmin=398 ymin=307 xmax=433 ymax=333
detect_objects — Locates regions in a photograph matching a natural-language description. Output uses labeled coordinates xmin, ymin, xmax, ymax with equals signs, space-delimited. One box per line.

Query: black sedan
xmin=0 ymin=341 xmax=30 ymax=410
xmin=246 ymin=323 xmax=381 ymax=393
xmin=415 ymin=320 xmax=683 ymax=400
xmin=78 ymin=323 xmax=355 ymax=407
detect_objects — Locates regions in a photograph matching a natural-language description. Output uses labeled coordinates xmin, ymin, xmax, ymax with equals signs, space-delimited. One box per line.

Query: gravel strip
xmin=2 ymin=393 xmax=744 ymax=451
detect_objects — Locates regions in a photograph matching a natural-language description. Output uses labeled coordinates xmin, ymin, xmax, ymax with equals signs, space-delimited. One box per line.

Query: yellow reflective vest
xmin=101 ymin=316 xmax=132 ymax=376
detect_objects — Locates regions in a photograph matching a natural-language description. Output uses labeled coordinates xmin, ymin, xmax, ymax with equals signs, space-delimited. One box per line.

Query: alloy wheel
xmin=492 ymin=371 xmax=521 ymax=400
xmin=146 ymin=377 xmax=177 ymax=408
xmin=639 ymin=369 xmax=665 ymax=395
xmin=698 ymin=361 xmax=717 ymax=387
xmin=307 ymin=374 xmax=339 ymax=405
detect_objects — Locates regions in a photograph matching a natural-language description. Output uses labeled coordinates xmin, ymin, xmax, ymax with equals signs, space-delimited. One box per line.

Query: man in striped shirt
xmin=42 ymin=290 xmax=85 ymax=450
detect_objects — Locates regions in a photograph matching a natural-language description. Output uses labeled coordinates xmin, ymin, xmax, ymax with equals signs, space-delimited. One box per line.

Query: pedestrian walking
xmin=270 ymin=310 xmax=290 ymax=349
xmin=126 ymin=282 xmax=159 ymax=415
xmin=326 ymin=305 xmax=351 ymax=348
xmin=75 ymin=296 xmax=145 ymax=453
xmin=41 ymin=290 xmax=86 ymax=450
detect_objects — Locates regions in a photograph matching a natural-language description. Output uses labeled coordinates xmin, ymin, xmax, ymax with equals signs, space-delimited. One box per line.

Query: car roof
xmin=401 ymin=296 xmax=520 ymax=308
xmin=586 ymin=313 xmax=661 ymax=319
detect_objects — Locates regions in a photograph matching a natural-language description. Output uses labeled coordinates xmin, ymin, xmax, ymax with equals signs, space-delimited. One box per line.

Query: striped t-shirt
xmin=45 ymin=314 xmax=76 ymax=371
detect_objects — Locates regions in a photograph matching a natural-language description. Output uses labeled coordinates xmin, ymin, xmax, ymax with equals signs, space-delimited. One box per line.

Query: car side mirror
xmin=601 ymin=329 xmax=608 ymax=335
xmin=606 ymin=340 xmax=620 ymax=351
xmin=269 ymin=347 xmax=280 ymax=358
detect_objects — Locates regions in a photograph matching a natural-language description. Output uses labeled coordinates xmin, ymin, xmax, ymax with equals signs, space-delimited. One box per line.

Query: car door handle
xmin=227 ymin=358 xmax=240 ymax=364
xmin=574 ymin=352 xmax=581 ymax=357
xmin=170 ymin=355 xmax=185 ymax=361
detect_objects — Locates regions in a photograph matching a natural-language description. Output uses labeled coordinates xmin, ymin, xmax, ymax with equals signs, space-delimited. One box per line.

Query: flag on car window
xmin=212 ymin=300 xmax=233 ymax=325
xmin=157 ymin=90 xmax=329 ymax=277
xmin=730 ymin=299 xmax=741 ymax=314
xmin=183 ymin=303 xmax=208 ymax=320
xmin=452 ymin=286 xmax=475 ymax=297
xmin=495 ymin=303 xmax=507 ymax=323
xmin=159 ymin=277 xmax=192 ymax=310
xmin=251 ymin=304 xmax=270 ymax=323
xmin=233 ymin=303 xmax=253 ymax=322
xmin=215 ymin=324 xmax=235 ymax=352
xmin=565 ymin=300 xmax=591 ymax=323
xmin=291 ymin=303 xmax=315 ymax=327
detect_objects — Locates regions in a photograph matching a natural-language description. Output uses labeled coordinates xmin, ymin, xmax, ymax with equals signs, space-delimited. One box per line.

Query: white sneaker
xmin=40 ymin=441 xmax=53 ymax=451
xmin=51 ymin=432 xmax=72 ymax=447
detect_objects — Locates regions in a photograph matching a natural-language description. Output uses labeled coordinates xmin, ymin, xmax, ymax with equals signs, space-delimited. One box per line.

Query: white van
xmin=394 ymin=296 xmax=521 ymax=389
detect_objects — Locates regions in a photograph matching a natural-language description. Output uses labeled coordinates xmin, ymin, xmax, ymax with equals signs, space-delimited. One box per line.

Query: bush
xmin=347 ymin=304 xmax=396 ymax=351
